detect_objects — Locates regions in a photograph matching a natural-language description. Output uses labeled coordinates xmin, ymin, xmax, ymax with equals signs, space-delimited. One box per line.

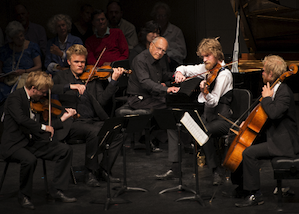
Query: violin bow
xmin=84 ymin=47 xmax=106 ymax=86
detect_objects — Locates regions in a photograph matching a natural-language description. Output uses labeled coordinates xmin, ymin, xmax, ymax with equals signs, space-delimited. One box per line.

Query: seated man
xmin=230 ymin=55 xmax=299 ymax=207
xmin=0 ymin=71 xmax=77 ymax=210
xmin=85 ymin=9 xmax=129 ymax=66
xmin=106 ymin=1 xmax=138 ymax=51
xmin=169 ymin=38 xmax=233 ymax=185
xmin=52 ymin=44 xmax=125 ymax=187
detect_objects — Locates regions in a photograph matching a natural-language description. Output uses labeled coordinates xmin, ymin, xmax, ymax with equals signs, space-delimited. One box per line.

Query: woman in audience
xmin=0 ymin=21 xmax=41 ymax=105
xmin=129 ymin=21 xmax=160 ymax=66
xmin=45 ymin=14 xmax=83 ymax=76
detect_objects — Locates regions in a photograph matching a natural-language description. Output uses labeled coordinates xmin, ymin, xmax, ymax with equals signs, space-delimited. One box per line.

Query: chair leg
xmin=0 ymin=162 xmax=9 ymax=193
xmin=42 ymin=160 xmax=49 ymax=195
xmin=70 ymin=166 xmax=77 ymax=184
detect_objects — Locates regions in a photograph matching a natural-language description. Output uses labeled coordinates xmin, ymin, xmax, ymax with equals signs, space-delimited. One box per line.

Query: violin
xmin=222 ymin=63 xmax=298 ymax=172
xmin=204 ymin=63 xmax=222 ymax=94
xmin=30 ymin=98 xmax=79 ymax=122
xmin=79 ymin=65 xmax=132 ymax=82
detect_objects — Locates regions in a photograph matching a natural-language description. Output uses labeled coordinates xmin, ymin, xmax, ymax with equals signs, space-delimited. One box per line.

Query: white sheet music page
xmin=180 ymin=112 xmax=209 ymax=146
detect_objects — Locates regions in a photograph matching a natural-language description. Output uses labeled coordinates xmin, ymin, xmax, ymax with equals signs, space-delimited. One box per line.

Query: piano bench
xmin=115 ymin=103 xmax=153 ymax=155
xmin=271 ymin=156 xmax=299 ymax=204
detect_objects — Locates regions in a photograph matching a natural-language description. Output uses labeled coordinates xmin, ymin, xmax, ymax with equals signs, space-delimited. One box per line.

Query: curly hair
xmin=47 ymin=14 xmax=72 ymax=34
xmin=196 ymin=38 xmax=224 ymax=61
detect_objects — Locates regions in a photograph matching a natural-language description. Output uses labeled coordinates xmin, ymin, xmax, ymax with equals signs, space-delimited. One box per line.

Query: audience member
xmin=45 ymin=14 xmax=83 ymax=76
xmin=85 ymin=9 xmax=129 ymax=66
xmin=14 ymin=4 xmax=47 ymax=57
xmin=150 ymin=2 xmax=187 ymax=71
xmin=106 ymin=1 xmax=138 ymax=51
xmin=71 ymin=4 xmax=94 ymax=43
xmin=0 ymin=21 xmax=42 ymax=105
xmin=129 ymin=21 xmax=160 ymax=66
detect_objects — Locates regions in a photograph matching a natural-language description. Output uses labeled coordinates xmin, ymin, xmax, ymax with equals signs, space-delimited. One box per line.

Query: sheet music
xmin=180 ymin=112 xmax=209 ymax=146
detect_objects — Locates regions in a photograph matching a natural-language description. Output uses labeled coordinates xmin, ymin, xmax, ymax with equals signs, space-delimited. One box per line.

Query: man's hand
xmin=45 ymin=125 xmax=54 ymax=138
xmin=50 ymin=44 xmax=63 ymax=57
xmin=60 ymin=108 xmax=77 ymax=122
xmin=111 ymin=67 xmax=125 ymax=81
xmin=199 ymin=80 xmax=208 ymax=94
xmin=70 ymin=84 xmax=86 ymax=95
xmin=262 ymin=82 xmax=274 ymax=98
xmin=167 ymin=86 xmax=180 ymax=93
xmin=174 ymin=71 xmax=186 ymax=83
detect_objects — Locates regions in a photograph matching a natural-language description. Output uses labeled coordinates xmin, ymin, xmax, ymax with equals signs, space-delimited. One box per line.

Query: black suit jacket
xmin=261 ymin=83 xmax=299 ymax=157
xmin=0 ymin=87 xmax=63 ymax=159
xmin=51 ymin=69 xmax=118 ymax=140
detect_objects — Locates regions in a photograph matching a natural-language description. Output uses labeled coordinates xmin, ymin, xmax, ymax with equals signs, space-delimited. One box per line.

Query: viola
xmin=222 ymin=64 xmax=298 ymax=172
xmin=79 ymin=65 xmax=132 ymax=82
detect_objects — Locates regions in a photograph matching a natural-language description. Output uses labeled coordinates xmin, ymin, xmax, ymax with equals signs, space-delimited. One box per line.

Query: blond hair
xmin=25 ymin=71 xmax=53 ymax=90
xmin=66 ymin=44 xmax=88 ymax=60
xmin=196 ymin=38 xmax=224 ymax=61
xmin=262 ymin=55 xmax=287 ymax=80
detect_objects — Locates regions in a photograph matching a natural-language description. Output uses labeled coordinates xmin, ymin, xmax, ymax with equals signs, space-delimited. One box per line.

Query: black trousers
xmin=67 ymin=120 xmax=123 ymax=173
xmin=231 ymin=142 xmax=270 ymax=191
xmin=10 ymin=140 xmax=72 ymax=198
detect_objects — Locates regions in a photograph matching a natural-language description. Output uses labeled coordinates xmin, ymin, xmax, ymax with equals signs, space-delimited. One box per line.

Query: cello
xmin=222 ymin=63 xmax=298 ymax=172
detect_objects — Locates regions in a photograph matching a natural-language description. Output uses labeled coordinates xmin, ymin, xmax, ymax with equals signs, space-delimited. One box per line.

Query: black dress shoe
xmin=18 ymin=195 xmax=35 ymax=210
xmin=52 ymin=190 xmax=77 ymax=203
xmin=85 ymin=172 xmax=101 ymax=187
xmin=99 ymin=170 xmax=121 ymax=183
xmin=155 ymin=170 xmax=177 ymax=180
xmin=235 ymin=193 xmax=264 ymax=207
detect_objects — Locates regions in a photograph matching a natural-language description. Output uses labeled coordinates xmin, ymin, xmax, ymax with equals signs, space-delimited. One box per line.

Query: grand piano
xmin=230 ymin=0 xmax=299 ymax=99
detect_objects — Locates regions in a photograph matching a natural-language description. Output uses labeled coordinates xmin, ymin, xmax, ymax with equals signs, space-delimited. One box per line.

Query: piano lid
xmin=231 ymin=0 xmax=299 ymax=61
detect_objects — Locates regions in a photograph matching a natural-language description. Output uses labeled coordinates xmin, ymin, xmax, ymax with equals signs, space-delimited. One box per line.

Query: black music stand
xmin=152 ymin=110 xmax=196 ymax=193
xmin=113 ymin=114 xmax=150 ymax=197
xmin=90 ymin=117 xmax=130 ymax=210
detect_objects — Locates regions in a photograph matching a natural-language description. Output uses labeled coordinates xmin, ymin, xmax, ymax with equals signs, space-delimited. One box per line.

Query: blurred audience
xmin=0 ymin=28 xmax=4 ymax=47
xmin=45 ymin=14 xmax=83 ymax=76
xmin=14 ymin=4 xmax=47 ymax=57
xmin=85 ymin=9 xmax=129 ymax=67
xmin=0 ymin=21 xmax=42 ymax=105
xmin=150 ymin=2 xmax=187 ymax=71
xmin=71 ymin=4 xmax=94 ymax=43
xmin=106 ymin=1 xmax=138 ymax=51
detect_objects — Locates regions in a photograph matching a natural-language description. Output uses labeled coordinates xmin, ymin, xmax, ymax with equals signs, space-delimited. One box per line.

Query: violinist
xmin=230 ymin=55 xmax=299 ymax=207
xmin=51 ymin=44 xmax=125 ymax=187
xmin=168 ymin=37 xmax=233 ymax=185
xmin=0 ymin=71 xmax=77 ymax=210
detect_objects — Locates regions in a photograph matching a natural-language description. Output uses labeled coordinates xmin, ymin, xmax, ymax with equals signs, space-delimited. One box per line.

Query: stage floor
xmin=1 ymin=140 xmax=299 ymax=214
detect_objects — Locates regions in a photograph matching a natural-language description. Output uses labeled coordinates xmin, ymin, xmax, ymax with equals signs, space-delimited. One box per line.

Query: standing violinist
xmin=0 ymin=71 xmax=78 ymax=210
xmin=51 ymin=44 xmax=125 ymax=187
xmin=230 ymin=55 xmax=299 ymax=207
xmin=170 ymin=37 xmax=233 ymax=185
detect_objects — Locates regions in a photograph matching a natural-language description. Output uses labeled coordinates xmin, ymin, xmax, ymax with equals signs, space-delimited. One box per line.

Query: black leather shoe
xmin=85 ymin=172 xmax=101 ymax=187
xmin=155 ymin=170 xmax=177 ymax=180
xmin=150 ymin=141 xmax=162 ymax=153
xmin=212 ymin=172 xmax=222 ymax=186
xmin=235 ymin=193 xmax=264 ymax=207
xmin=52 ymin=190 xmax=77 ymax=203
xmin=99 ymin=170 xmax=121 ymax=183
xmin=18 ymin=195 xmax=35 ymax=210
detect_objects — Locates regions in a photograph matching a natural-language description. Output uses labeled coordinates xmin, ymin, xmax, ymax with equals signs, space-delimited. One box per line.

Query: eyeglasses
xmin=153 ymin=42 xmax=167 ymax=54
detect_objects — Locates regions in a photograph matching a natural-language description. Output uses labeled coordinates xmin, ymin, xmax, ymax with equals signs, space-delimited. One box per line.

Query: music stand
xmin=90 ymin=117 xmax=130 ymax=210
xmin=152 ymin=109 xmax=197 ymax=194
xmin=113 ymin=114 xmax=150 ymax=197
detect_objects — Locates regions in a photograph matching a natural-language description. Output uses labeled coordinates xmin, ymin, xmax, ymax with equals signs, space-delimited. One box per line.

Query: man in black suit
xmin=52 ymin=44 xmax=124 ymax=187
xmin=0 ymin=71 xmax=77 ymax=210
xmin=231 ymin=55 xmax=299 ymax=207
